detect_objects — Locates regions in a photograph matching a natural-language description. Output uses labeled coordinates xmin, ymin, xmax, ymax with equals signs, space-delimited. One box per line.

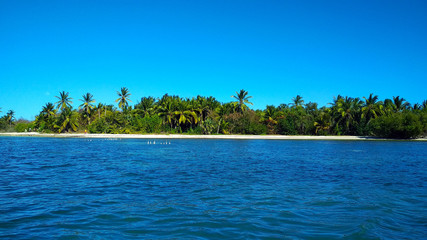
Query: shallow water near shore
xmin=1 ymin=137 xmax=426 ymax=239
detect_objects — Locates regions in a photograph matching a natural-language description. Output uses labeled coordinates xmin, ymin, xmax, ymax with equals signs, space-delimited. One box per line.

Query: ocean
xmin=1 ymin=137 xmax=426 ymax=239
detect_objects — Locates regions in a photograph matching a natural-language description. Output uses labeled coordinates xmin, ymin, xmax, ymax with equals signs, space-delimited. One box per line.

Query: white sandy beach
xmin=1 ymin=132 xmax=426 ymax=141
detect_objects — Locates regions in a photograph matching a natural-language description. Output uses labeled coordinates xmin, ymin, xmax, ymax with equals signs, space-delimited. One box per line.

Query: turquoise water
xmin=0 ymin=137 xmax=426 ymax=239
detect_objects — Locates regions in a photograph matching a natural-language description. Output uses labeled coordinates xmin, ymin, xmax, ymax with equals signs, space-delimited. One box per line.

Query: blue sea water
xmin=0 ymin=137 xmax=426 ymax=239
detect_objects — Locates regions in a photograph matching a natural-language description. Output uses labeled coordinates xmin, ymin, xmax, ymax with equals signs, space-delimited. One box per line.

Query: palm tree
xmin=55 ymin=107 xmax=79 ymax=133
xmin=174 ymin=100 xmax=198 ymax=128
xmin=412 ymin=103 xmax=422 ymax=111
xmin=383 ymin=99 xmax=395 ymax=116
xmin=206 ymin=96 xmax=221 ymax=111
xmin=329 ymin=95 xmax=344 ymax=108
xmin=6 ymin=110 xmax=15 ymax=127
xmin=264 ymin=105 xmax=278 ymax=134
xmin=192 ymin=96 xmax=207 ymax=123
xmin=42 ymin=103 xmax=56 ymax=117
xmin=214 ymin=104 xmax=230 ymax=134
xmin=79 ymin=93 xmax=95 ymax=124
xmin=264 ymin=105 xmax=277 ymax=121
xmin=361 ymin=93 xmax=382 ymax=123
xmin=97 ymin=103 xmax=114 ymax=118
xmin=231 ymin=89 xmax=253 ymax=112
xmin=156 ymin=94 xmax=179 ymax=129
xmin=55 ymin=91 xmax=73 ymax=111
xmin=291 ymin=95 xmax=304 ymax=108
xmin=95 ymin=103 xmax=105 ymax=118
xmin=305 ymin=102 xmax=318 ymax=114
xmin=192 ymin=96 xmax=220 ymax=123
xmin=134 ymin=96 xmax=156 ymax=117
xmin=334 ymin=96 xmax=362 ymax=135
xmin=116 ymin=87 xmax=131 ymax=111
xmin=158 ymin=99 xmax=175 ymax=129
xmin=314 ymin=110 xmax=332 ymax=135
xmin=37 ymin=103 xmax=56 ymax=131
xmin=277 ymin=103 xmax=288 ymax=111
xmin=392 ymin=96 xmax=410 ymax=112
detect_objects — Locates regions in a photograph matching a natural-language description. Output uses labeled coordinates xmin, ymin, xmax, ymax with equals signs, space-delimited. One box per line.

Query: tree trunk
xmin=217 ymin=119 xmax=222 ymax=134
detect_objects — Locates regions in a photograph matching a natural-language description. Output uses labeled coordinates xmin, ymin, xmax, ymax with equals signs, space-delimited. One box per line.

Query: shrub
xmin=370 ymin=112 xmax=424 ymax=139
xmin=141 ymin=115 xmax=162 ymax=133
xmin=224 ymin=111 xmax=267 ymax=135
xmin=200 ymin=118 xmax=215 ymax=135
xmin=14 ymin=122 xmax=34 ymax=132
xmin=187 ymin=126 xmax=203 ymax=134
xmin=277 ymin=116 xmax=298 ymax=135
xmin=88 ymin=118 xmax=110 ymax=133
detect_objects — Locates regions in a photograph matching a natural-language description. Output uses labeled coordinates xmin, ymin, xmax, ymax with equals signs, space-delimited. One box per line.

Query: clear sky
xmin=1 ymin=0 xmax=426 ymax=120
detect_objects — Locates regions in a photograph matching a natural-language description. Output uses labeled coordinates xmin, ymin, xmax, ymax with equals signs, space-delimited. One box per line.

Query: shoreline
xmin=1 ymin=132 xmax=426 ymax=141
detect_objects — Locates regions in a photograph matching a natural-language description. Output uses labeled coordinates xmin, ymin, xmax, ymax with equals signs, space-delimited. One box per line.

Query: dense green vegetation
xmin=1 ymin=89 xmax=426 ymax=138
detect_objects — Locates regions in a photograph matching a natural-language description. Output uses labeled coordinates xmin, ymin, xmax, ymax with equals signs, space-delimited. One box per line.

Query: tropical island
xmin=1 ymin=88 xmax=426 ymax=139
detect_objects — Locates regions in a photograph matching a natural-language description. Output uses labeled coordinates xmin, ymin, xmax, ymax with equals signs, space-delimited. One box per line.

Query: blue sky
xmin=1 ymin=0 xmax=426 ymax=120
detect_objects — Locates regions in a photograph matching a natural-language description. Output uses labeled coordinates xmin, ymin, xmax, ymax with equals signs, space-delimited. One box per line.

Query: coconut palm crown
xmin=116 ymin=87 xmax=131 ymax=111
xmin=55 ymin=91 xmax=73 ymax=111
xmin=231 ymin=89 xmax=253 ymax=112
xmin=80 ymin=93 xmax=95 ymax=115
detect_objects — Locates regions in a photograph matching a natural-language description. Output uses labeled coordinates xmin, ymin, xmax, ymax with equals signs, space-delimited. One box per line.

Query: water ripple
xmin=0 ymin=138 xmax=426 ymax=239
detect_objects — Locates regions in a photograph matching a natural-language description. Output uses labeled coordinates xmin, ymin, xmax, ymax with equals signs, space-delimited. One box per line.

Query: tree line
xmin=1 ymin=88 xmax=426 ymax=138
